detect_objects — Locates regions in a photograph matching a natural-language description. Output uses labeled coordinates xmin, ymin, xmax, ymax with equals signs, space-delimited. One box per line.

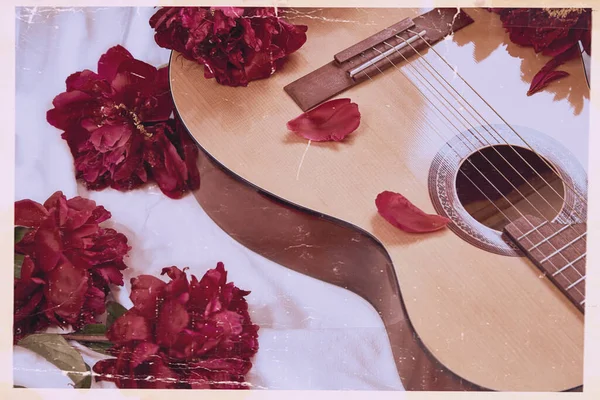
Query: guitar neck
xmin=504 ymin=215 xmax=586 ymax=312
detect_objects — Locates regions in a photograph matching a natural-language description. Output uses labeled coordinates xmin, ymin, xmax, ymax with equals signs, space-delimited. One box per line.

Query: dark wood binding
xmin=504 ymin=215 xmax=586 ymax=313
xmin=284 ymin=8 xmax=474 ymax=111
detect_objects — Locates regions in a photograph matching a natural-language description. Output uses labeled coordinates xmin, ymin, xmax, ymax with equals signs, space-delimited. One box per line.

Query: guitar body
xmin=170 ymin=8 xmax=589 ymax=392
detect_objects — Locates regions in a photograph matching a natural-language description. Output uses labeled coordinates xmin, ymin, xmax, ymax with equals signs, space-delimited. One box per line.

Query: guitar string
xmin=377 ymin=38 xmax=588 ymax=283
xmin=356 ymin=51 xmax=585 ymax=300
xmin=358 ymin=56 xmax=518 ymax=225
xmin=367 ymin=45 xmax=586 ymax=299
xmin=406 ymin=28 xmax=589 ymax=208
xmin=374 ymin=44 xmax=572 ymax=230
xmin=396 ymin=32 xmax=589 ymax=235
xmin=386 ymin=38 xmax=584 ymax=228
xmin=389 ymin=34 xmax=587 ymax=286
xmin=365 ymin=52 xmax=586 ymax=302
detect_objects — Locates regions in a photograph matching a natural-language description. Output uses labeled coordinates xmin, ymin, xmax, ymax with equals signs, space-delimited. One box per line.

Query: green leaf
xmin=14 ymin=226 xmax=29 ymax=244
xmin=73 ymin=363 xmax=92 ymax=389
xmin=17 ymin=334 xmax=88 ymax=387
xmin=14 ymin=254 xmax=24 ymax=279
xmin=106 ymin=301 xmax=127 ymax=328
xmin=78 ymin=324 xmax=107 ymax=335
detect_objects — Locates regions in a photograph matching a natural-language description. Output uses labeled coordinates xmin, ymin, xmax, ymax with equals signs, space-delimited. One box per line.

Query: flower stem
xmin=62 ymin=333 xmax=110 ymax=342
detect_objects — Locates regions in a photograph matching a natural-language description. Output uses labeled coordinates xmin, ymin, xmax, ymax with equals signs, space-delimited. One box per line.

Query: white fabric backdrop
xmin=13 ymin=6 xmax=404 ymax=391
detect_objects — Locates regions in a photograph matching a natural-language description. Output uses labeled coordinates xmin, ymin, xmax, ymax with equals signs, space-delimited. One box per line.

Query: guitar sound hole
xmin=455 ymin=145 xmax=565 ymax=232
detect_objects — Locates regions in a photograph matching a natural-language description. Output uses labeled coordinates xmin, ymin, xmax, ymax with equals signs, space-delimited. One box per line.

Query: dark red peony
xmin=149 ymin=7 xmax=308 ymax=87
xmin=490 ymin=8 xmax=591 ymax=95
xmin=93 ymin=263 xmax=259 ymax=389
xmin=14 ymin=191 xmax=130 ymax=343
xmin=46 ymin=45 xmax=200 ymax=199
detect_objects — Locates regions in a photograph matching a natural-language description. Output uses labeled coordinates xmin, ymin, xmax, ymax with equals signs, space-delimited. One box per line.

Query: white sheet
xmin=13 ymin=6 xmax=404 ymax=391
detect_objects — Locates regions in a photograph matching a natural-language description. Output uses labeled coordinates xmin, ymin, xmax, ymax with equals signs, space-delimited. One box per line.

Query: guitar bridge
xmin=283 ymin=8 xmax=474 ymax=111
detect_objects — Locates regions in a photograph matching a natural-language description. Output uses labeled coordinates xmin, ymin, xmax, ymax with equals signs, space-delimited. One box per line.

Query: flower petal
xmin=108 ymin=309 xmax=152 ymax=343
xmin=287 ymin=98 xmax=361 ymax=142
xmin=33 ymin=222 xmax=63 ymax=272
xmin=375 ymin=191 xmax=450 ymax=233
xmin=111 ymin=58 xmax=158 ymax=94
xmin=156 ymin=299 xmax=190 ymax=347
xmin=527 ymin=45 xmax=579 ymax=96
xmin=14 ymin=199 xmax=49 ymax=227
xmin=144 ymin=122 xmax=198 ymax=199
xmin=44 ymin=259 xmax=89 ymax=322
xmin=131 ymin=342 xmax=160 ymax=368
xmin=98 ymin=45 xmax=133 ymax=82
xmin=130 ymin=275 xmax=167 ymax=319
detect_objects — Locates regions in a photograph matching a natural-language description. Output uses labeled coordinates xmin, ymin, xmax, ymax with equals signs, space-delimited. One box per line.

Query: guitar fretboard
xmin=504 ymin=215 xmax=586 ymax=313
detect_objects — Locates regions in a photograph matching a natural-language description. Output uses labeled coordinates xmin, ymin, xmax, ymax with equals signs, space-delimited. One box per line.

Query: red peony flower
xmin=46 ymin=45 xmax=200 ymax=199
xmin=490 ymin=8 xmax=591 ymax=95
xmin=14 ymin=191 xmax=130 ymax=343
xmin=286 ymin=98 xmax=361 ymax=142
xmin=93 ymin=263 xmax=259 ymax=389
xmin=375 ymin=191 xmax=450 ymax=233
xmin=149 ymin=7 xmax=308 ymax=87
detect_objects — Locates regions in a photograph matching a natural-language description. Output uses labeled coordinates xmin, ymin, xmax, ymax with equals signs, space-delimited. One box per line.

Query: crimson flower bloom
xmin=149 ymin=7 xmax=308 ymax=87
xmin=14 ymin=191 xmax=130 ymax=343
xmin=93 ymin=263 xmax=259 ymax=389
xmin=286 ymin=98 xmax=361 ymax=142
xmin=375 ymin=191 xmax=450 ymax=233
xmin=490 ymin=8 xmax=591 ymax=95
xmin=46 ymin=45 xmax=200 ymax=199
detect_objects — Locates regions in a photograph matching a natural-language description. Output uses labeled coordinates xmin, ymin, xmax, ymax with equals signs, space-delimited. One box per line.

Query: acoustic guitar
xmin=168 ymin=7 xmax=589 ymax=392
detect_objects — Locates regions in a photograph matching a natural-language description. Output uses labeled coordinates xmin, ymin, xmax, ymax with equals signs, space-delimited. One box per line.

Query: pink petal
xmin=107 ymin=309 xmax=152 ymax=343
xmin=528 ymin=70 xmax=569 ymax=96
xmin=65 ymin=70 xmax=105 ymax=92
xmin=44 ymin=259 xmax=89 ymax=321
xmin=375 ymin=191 xmax=450 ymax=233
xmin=528 ymin=44 xmax=579 ymax=96
xmin=212 ymin=310 xmax=244 ymax=336
xmin=89 ymin=123 xmax=132 ymax=152
xmin=98 ymin=45 xmax=133 ymax=82
xmin=140 ymin=357 xmax=179 ymax=389
xmin=144 ymin=123 xmax=191 ymax=199
xmin=129 ymin=275 xmax=166 ymax=319
xmin=131 ymin=342 xmax=160 ymax=368
xmin=19 ymin=255 xmax=36 ymax=281
xmin=161 ymin=266 xmax=190 ymax=300
xmin=42 ymin=191 xmax=69 ymax=226
xmin=156 ymin=299 xmax=190 ymax=347
xmin=286 ymin=98 xmax=361 ymax=142
xmin=14 ymin=199 xmax=49 ymax=227
xmin=111 ymin=58 xmax=158 ymax=93
xmin=94 ymin=266 xmax=125 ymax=286
xmin=33 ymin=223 xmax=63 ymax=272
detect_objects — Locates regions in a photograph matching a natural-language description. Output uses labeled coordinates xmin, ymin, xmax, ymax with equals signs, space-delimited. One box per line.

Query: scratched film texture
xmin=13 ymin=6 xmax=405 ymax=390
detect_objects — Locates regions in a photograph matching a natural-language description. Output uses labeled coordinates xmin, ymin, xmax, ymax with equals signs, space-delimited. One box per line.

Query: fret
xmin=528 ymin=224 xmax=570 ymax=251
xmin=553 ymin=253 xmax=586 ymax=277
xmin=539 ymin=232 xmax=587 ymax=263
xmin=504 ymin=215 xmax=587 ymax=313
xmin=517 ymin=221 xmax=548 ymax=240
xmin=566 ymin=275 xmax=585 ymax=291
